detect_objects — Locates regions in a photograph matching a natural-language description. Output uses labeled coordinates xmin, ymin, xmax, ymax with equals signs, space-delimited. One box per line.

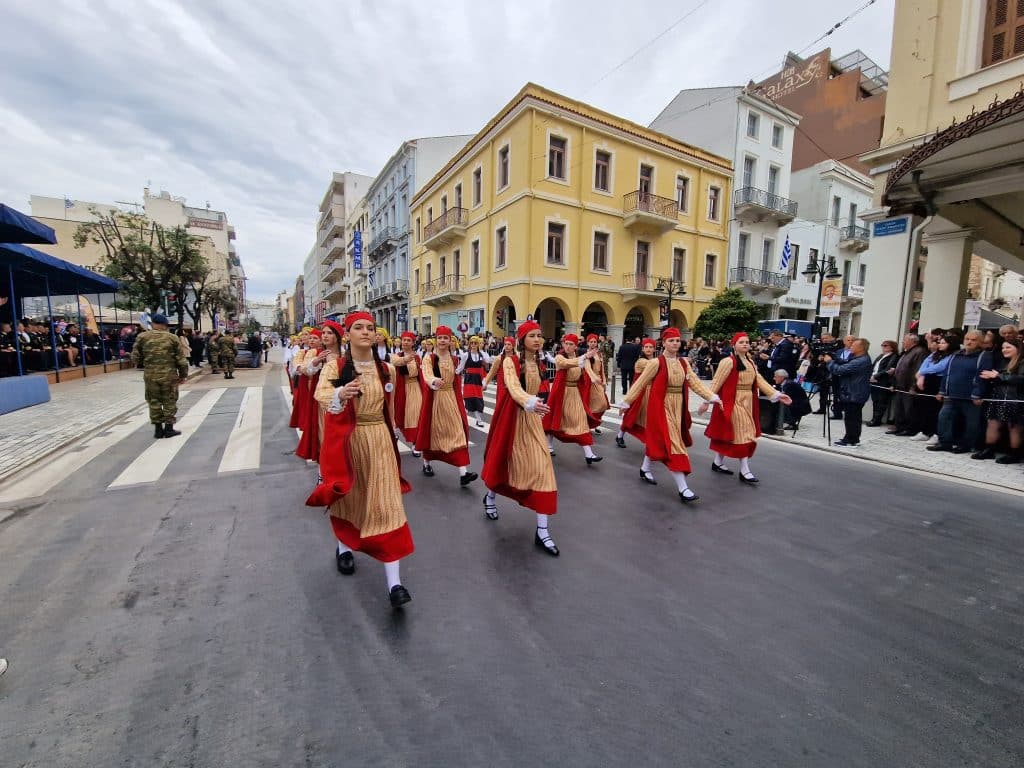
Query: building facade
xmin=859 ymin=0 xmax=1024 ymax=345
xmin=316 ymin=171 xmax=374 ymax=319
xmin=650 ymin=87 xmax=800 ymax=316
xmin=408 ymin=83 xmax=732 ymax=346
xmin=344 ymin=196 xmax=370 ymax=314
xmin=364 ymin=135 xmax=473 ymax=334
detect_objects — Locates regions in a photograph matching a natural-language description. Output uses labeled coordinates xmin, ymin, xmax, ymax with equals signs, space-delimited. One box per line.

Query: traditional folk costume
xmin=542 ymin=334 xmax=602 ymax=464
xmin=619 ymin=328 xmax=718 ymax=503
xmin=461 ymin=338 xmax=490 ymax=427
xmin=295 ymin=331 xmax=325 ymax=462
xmin=705 ymin=331 xmax=784 ymax=484
xmin=288 ymin=344 xmax=311 ymax=428
xmin=390 ymin=331 xmax=423 ymax=451
xmin=584 ymin=334 xmax=610 ymax=434
xmin=615 ymin=339 xmax=656 ymax=447
xmin=481 ymin=320 xmax=560 ymax=555
xmin=308 ymin=311 xmax=414 ymax=608
xmin=414 ymin=325 xmax=478 ymax=486
xmin=482 ymin=337 xmax=516 ymax=391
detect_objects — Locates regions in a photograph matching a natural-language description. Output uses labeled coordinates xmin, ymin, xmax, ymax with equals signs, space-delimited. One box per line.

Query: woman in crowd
xmin=391 ymin=331 xmax=423 ymax=455
xmin=973 ymin=339 xmax=1023 ymax=464
xmin=542 ymin=333 xmax=603 ymax=464
xmin=584 ymin=333 xmax=610 ymax=434
xmin=461 ymin=336 xmax=490 ymax=427
xmin=703 ymin=332 xmax=791 ymax=484
xmin=617 ymin=328 xmax=720 ymax=502
xmin=309 ymin=311 xmax=413 ymax=608
xmin=866 ymin=339 xmax=900 ymax=427
xmin=296 ymin=329 xmax=329 ymax=462
xmin=910 ymin=333 xmax=956 ymax=444
xmin=289 ymin=330 xmax=315 ymax=431
xmin=302 ymin=321 xmax=346 ymax=465
xmin=615 ymin=338 xmax=656 ymax=448
xmin=482 ymin=336 xmax=516 ymax=392
xmin=481 ymin=320 xmax=560 ymax=555
xmin=415 ymin=326 xmax=478 ymax=486
xmin=373 ymin=327 xmax=391 ymax=361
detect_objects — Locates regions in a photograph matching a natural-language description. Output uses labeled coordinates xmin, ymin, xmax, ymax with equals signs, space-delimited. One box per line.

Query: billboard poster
xmin=819 ymin=277 xmax=843 ymax=318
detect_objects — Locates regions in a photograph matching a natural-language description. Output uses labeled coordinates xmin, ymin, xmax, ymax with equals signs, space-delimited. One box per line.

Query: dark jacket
xmin=616 ymin=341 xmax=640 ymax=372
xmin=780 ymin=379 xmax=812 ymax=419
xmin=870 ymin=351 xmax=899 ymax=388
xmin=768 ymin=339 xmax=800 ymax=377
xmin=893 ymin=344 xmax=927 ymax=389
xmin=939 ymin=348 xmax=983 ymax=399
xmin=827 ymin=353 xmax=872 ymax=404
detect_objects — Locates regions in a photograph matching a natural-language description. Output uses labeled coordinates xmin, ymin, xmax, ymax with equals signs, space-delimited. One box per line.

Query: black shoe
xmin=813 ymin=409 xmax=827 ymax=415
xmin=865 ymin=421 xmax=882 ymax=427
xmin=971 ymin=448 xmax=995 ymax=460
xmin=412 ymin=450 xmax=422 ymax=458
xmin=585 ymin=455 xmax=603 ymax=465
xmin=679 ymin=490 xmax=700 ymax=503
xmin=422 ymin=464 xmax=434 ymax=477
xmin=995 ymin=455 xmax=1020 ymax=465
xmin=535 ymin=529 xmax=560 ymax=557
xmin=926 ymin=444 xmax=953 ymax=452
xmin=224 ymin=374 xmax=230 ymax=379
xmin=951 ymin=446 xmax=971 ymax=455
xmin=830 ymin=415 xmax=844 ymax=420
xmin=833 ymin=439 xmax=858 ymax=447
xmin=593 ymin=427 xmax=602 ymax=435
xmin=460 ymin=472 xmax=478 ymax=486
xmin=639 ymin=469 xmax=657 ymax=485
xmin=163 ymin=423 xmax=181 ymax=438
xmin=389 ymin=585 xmax=412 ymax=608
xmin=739 ymin=472 xmax=759 ymax=484
xmin=154 ymin=423 xmax=165 ymax=439
xmin=615 ymin=436 xmax=626 ymax=448
xmin=483 ymin=494 xmax=499 ymax=520
xmin=336 ymin=550 xmax=355 ymax=575
xmin=711 ymin=462 xmax=734 ymax=475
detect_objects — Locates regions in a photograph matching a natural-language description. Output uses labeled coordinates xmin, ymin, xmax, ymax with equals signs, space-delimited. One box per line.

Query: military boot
xmin=154 ymin=423 xmax=165 ymax=439
xmin=163 ymin=423 xmax=182 ymax=438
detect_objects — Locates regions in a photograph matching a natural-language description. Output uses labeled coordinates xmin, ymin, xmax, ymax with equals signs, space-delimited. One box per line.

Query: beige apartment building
xmin=859 ymin=0 xmax=1024 ymax=343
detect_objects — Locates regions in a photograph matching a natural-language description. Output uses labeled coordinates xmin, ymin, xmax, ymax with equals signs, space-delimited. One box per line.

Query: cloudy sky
xmin=1 ymin=0 xmax=896 ymax=301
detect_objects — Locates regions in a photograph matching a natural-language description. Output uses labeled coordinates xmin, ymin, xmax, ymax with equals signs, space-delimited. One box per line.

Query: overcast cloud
xmin=0 ymin=0 xmax=896 ymax=301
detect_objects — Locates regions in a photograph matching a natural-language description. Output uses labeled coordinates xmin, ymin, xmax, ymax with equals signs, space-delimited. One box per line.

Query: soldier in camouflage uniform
xmin=131 ymin=313 xmax=189 ymax=438
xmin=217 ymin=332 xmax=236 ymax=379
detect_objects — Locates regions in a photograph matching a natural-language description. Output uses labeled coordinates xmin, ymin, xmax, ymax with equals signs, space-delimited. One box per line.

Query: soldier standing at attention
xmin=217 ymin=332 xmax=236 ymax=379
xmin=131 ymin=312 xmax=188 ymax=439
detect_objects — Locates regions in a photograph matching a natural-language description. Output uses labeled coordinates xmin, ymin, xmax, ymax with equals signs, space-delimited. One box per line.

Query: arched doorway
xmin=669 ymin=309 xmax=688 ymax=333
xmin=581 ymin=301 xmax=612 ymax=337
xmin=623 ymin=304 xmax=652 ymax=342
xmin=493 ymin=296 xmax=516 ymax=334
xmin=534 ymin=297 xmax=570 ymax=339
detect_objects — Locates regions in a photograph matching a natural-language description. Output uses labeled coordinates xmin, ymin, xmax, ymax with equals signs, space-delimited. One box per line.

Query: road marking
xmin=109 ymin=388 xmax=226 ymax=488
xmin=218 ymin=387 xmax=262 ymax=474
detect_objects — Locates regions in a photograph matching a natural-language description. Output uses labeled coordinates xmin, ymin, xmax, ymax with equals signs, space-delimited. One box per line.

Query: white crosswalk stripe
xmin=218 ymin=387 xmax=263 ymax=474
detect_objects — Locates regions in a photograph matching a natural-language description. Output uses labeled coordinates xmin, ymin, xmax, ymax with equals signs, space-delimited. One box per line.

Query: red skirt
xmin=548 ymin=429 xmax=593 ymax=446
xmin=709 ymin=438 xmax=757 ymax=459
xmin=330 ymin=517 xmax=414 ymax=563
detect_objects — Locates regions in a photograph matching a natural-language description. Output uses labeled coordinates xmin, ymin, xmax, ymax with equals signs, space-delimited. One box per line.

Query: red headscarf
xmin=435 ymin=325 xmax=453 ymax=337
xmin=586 ymin=333 xmax=599 ymax=343
xmin=516 ymin=321 xmax=540 ymax=341
xmin=400 ymin=331 xmax=416 ymax=341
xmin=730 ymin=331 xmax=749 ymax=346
xmin=642 ymin=338 xmax=656 ymax=347
xmin=562 ymin=333 xmax=580 ymax=345
xmin=321 ymin=319 xmax=345 ymax=341
xmin=344 ymin=311 xmax=374 ymax=329
xmin=661 ymin=328 xmax=681 ymax=340
xmin=503 ymin=336 xmax=514 ymax=344
xmin=308 ymin=328 xmax=323 ymax=338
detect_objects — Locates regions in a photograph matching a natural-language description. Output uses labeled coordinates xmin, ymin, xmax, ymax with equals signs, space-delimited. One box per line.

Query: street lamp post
xmin=655 ymin=276 xmax=687 ymax=331
xmin=801 ymin=253 xmax=842 ymax=338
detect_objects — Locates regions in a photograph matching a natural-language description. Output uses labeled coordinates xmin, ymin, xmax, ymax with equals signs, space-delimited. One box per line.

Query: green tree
xmin=205 ymin=285 xmax=238 ymax=328
xmin=74 ymin=209 xmax=207 ymax=327
xmin=692 ymin=288 xmax=762 ymax=340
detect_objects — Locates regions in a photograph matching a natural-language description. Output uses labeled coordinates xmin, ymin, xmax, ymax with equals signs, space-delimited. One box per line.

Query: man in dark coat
xmin=771 ymin=368 xmax=811 ymax=431
xmin=765 ymin=330 xmax=800 ymax=378
xmin=616 ymin=337 xmax=641 ymax=393
xmin=826 ymin=338 xmax=873 ymax=447
xmin=888 ymin=333 xmax=928 ymax=436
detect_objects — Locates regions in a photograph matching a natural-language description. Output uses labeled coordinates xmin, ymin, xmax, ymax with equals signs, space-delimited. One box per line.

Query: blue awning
xmin=0 ymin=203 xmax=57 ymax=245
xmin=0 ymin=242 xmax=120 ymax=295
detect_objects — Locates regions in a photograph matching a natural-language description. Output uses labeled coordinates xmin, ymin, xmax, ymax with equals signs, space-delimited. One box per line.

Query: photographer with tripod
xmin=806 ymin=333 xmax=842 ymax=415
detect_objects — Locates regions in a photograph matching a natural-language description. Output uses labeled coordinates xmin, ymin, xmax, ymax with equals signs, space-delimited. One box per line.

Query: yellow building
xmin=408 ymin=83 xmax=732 ymax=345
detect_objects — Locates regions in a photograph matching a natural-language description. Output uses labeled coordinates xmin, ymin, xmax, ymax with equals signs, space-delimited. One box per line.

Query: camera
xmin=809 ymin=339 xmax=841 ymax=358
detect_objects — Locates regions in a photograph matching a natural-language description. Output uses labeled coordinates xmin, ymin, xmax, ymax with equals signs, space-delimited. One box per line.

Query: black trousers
xmin=843 ymin=402 xmax=864 ymax=444
xmin=621 ymin=368 xmax=634 ymax=393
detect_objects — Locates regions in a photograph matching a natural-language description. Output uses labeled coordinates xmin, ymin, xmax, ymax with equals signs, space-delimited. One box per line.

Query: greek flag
xmin=368 ymin=270 xmax=376 ymax=287
xmin=778 ymin=235 xmax=792 ymax=272
xmin=64 ymin=197 xmax=74 ymax=209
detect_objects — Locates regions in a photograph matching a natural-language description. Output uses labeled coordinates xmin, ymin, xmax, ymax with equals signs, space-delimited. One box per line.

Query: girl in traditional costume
xmin=294 ymin=330 xmax=324 ymax=461
xmin=482 ymin=336 xmax=516 ymax=391
xmin=584 ymin=333 xmax=610 ymax=434
xmin=615 ymin=338 xmax=656 ymax=448
xmin=414 ymin=325 xmax=478 ymax=486
xmin=542 ymin=334 xmax=603 ymax=464
xmin=617 ymin=328 xmax=720 ymax=503
xmin=481 ymin=321 xmax=561 ymax=555
xmin=461 ymin=336 xmax=490 ymax=427
xmin=309 ymin=312 xmax=414 ymax=609
xmin=702 ymin=331 xmax=791 ymax=484
xmin=390 ymin=331 xmax=423 ymax=455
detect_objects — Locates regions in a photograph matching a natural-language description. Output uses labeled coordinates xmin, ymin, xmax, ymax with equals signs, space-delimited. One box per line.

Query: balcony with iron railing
xmin=621 ymin=272 xmax=676 ymax=301
xmin=733 ymin=187 xmax=798 ymax=226
xmin=421 ymin=274 xmax=465 ymax=306
xmin=729 ymin=266 xmax=791 ymax=295
xmin=368 ymin=227 xmax=400 ymax=259
xmin=623 ymin=191 xmax=679 ymax=232
xmin=321 ymin=236 xmax=346 ymax=264
xmin=366 ymin=278 xmax=410 ymax=307
xmin=422 ymin=208 xmax=469 ymax=250
xmin=323 ymin=259 xmax=345 ymax=282
xmin=838 ymin=224 xmax=870 ymax=252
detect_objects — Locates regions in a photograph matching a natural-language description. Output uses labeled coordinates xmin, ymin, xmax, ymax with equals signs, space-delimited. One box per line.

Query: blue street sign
xmin=872 ymin=218 xmax=908 ymax=237
xmin=353 ymin=230 xmax=363 ymax=269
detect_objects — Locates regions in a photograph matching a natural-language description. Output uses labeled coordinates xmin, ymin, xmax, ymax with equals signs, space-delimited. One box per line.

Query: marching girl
xmin=288 ymin=330 xmax=311 ymax=428
xmin=414 ymin=325 xmax=478 ymax=486
xmin=482 ymin=336 xmax=516 ymax=391
xmin=390 ymin=331 xmax=423 ymax=456
xmin=616 ymin=328 xmax=720 ymax=503
xmin=542 ymin=333 xmax=603 ymax=465
xmin=584 ymin=333 xmax=610 ymax=434
xmin=300 ymin=323 xmax=347 ymax=464
xmin=461 ymin=336 xmax=491 ymax=427
xmin=481 ymin=320 xmax=561 ymax=555
xmin=293 ymin=330 xmax=324 ymax=459
xmin=615 ymin=338 xmax=657 ymax=448
xmin=309 ymin=312 xmax=414 ymax=608
xmin=702 ymin=331 xmax=791 ymax=484
xmin=373 ymin=327 xmax=391 ymax=361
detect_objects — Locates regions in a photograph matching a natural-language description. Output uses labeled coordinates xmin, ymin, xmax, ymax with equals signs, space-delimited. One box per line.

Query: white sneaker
xmin=910 ymin=433 xmax=929 ymax=441
xmin=925 ymin=434 xmax=939 ymax=446
xmin=0 ymin=658 xmax=7 ymax=676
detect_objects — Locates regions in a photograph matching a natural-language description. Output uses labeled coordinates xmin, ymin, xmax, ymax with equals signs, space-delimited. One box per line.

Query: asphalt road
xmin=1 ymin=367 xmax=1022 ymax=767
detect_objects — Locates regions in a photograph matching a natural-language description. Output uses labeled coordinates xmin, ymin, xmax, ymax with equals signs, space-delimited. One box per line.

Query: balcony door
xmin=453 ymin=249 xmax=461 ymax=289
xmin=639 ymin=165 xmax=653 ymax=202
xmin=635 ymin=241 xmax=650 ymax=290
xmin=439 ymin=255 xmax=446 ymax=282
xmin=742 ymin=157 xmax=756 ymax=189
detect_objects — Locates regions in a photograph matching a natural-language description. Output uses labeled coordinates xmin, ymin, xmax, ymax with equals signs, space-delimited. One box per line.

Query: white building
xmin=302 ymin=244 xmax=320 ymax=326
xmin=343 ymin=196 xmax=370 ymax=314
xmin=364 ymin=135 xmax=473 ymax=333
xmin=650 ymin=87 xmax=801 ymax=319
xmin=317 ymin=171 xmax=375 ymax=319
xmin=246 ymin=300 xmax=277 ymax=328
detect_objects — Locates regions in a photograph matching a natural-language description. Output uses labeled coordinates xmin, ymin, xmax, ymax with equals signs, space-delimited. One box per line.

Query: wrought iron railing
xmin=839 ymin=224 xmax=869 ymax=241
xmin=423 ymin=208 xmax=469 ymax=240
xmin=368 ymin=227 xmax=400 ymax=256
xmin=733 ymin=186 xmax=798 ymax=217
xmin=622 ymin=272 xmax=673 ymax=292
xmin=729 ymin=267 xmax=791 ymax=289
xmin=421 ymin=274 xmax=465 ymax=299
xmin=623 ymin=190 xmax=678 ymax=219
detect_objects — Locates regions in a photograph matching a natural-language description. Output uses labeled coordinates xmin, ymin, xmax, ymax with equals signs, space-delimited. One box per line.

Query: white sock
xmin=616 ymin=429 xmax=624 ymax=439
xmin=739 ymin=458 xmax=752 ymax=476
xmin=384 ymin=560 xmax=402 ymax=591
xmin=713 ymin=453 xmax=727 ymax=468
xmin=548 ymin=435 xmax=555 ymax=450
xmin=459 ymin=466 xmax=467 ymax=476
xmin=671 ymin=471 xmax=690 ymax=493
xmin=423 ymin=459 xmax=430 ymax=468
xmin=485 ymin=489 xmax=496 ymax=503
xmin=583 ymin=445 xmax=596 ymax=458
xmin=641 ymin=455 xmax=652 ymax=473
xmin=536 ymin=513 xmax=552 ymax=536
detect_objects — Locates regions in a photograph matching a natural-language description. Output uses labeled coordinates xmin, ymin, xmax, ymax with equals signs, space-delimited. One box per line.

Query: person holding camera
xmin=825 ymin=338 xmax=873 ymax=447
xmin=807 ymin=333 xmax=841 ymax=414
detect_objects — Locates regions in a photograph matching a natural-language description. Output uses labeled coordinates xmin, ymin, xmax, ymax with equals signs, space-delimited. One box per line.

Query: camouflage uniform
xmin=217 ymin=334 xmax=236 ymax=375
xmin=131 ymin=329 xmax=188 ymax=425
